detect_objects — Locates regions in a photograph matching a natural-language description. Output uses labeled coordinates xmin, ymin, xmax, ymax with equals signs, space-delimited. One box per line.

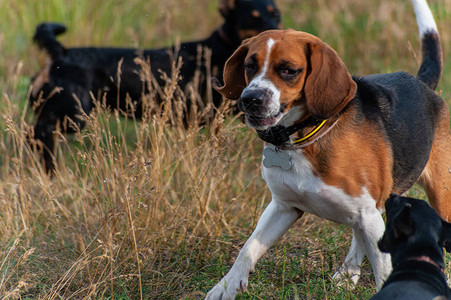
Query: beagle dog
xmin=206 ymin=0 xmax=451 ymax=298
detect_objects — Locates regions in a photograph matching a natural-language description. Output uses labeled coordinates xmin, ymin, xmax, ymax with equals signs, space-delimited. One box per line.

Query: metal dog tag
xmin=263 ymin=147 xmax=292 ymax=170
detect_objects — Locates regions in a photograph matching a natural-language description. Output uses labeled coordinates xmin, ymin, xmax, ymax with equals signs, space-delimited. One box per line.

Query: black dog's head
xmin=219 ymin=0 xmax=281 ymax=44
xmin=378 ymin=194 xmax=451 ymax=268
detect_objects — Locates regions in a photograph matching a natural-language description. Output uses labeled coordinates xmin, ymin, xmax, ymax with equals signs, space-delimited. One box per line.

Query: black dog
xmin=371 ymin=194 xmax=451 ymax=299
xmin=29 ymin=0 xmax=281 ymax=173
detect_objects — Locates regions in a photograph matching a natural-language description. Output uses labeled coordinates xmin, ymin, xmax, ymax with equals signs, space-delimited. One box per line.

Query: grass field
xmin=1 ymin=0 xmax=450 ymax=299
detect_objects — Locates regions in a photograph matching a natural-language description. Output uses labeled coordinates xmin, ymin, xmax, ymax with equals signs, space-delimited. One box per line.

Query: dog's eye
xmin=245 ymin=62 xmax=257 ymax=74
xmin=278 ymin=68 xmax=303 ymax=79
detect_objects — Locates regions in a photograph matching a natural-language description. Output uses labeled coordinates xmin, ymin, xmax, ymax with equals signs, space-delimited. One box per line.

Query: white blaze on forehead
xmin=246 ymin=38 xmax=280 ymax=100
xmin=241 ymin=37 xmax=283 ymax=128
xmin=261 ymin=38 xmax=275 ymax=77
xmin=247 ymin=38 xmax=276 ymax=89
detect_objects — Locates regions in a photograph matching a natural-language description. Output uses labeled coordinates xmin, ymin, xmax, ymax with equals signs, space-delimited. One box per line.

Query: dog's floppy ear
xmin=212 ymin=42 xmax=248 ymax=100
xmin=392 ymin=203 xmax=415 ymax=238
xmin=378 ymin=201 xmax=414 ymax=253
xmin=304 ymin=41 xmax=357 ymax=118
xmin=439 ymin=221 xmax=451 ymax=252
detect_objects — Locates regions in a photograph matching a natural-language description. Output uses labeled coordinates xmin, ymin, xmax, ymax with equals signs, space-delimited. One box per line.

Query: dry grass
xmin=0 ymin=0 xmax=451 ymax=299
xmin=0 ymin=47 xmax=270 ymax=298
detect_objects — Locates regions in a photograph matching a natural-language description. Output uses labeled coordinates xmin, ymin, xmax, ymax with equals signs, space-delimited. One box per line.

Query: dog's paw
xmin=332 ymin=266 xmax=360 ymax=287
xmin=205 ymin=275 xmax=248 ymax=300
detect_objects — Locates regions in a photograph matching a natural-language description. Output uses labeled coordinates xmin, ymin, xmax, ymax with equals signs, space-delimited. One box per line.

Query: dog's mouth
xmin=245 ymin=111 xmax=283 ymax=129
xmin=246 ymin=113 xmax=281 ymax=127
xmin=241 ymin=102 xmax=289 ymax=130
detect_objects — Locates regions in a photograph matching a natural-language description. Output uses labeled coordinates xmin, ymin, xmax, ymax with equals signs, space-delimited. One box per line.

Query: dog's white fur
xmin=412 ymin=0 xmax=437 ymax=37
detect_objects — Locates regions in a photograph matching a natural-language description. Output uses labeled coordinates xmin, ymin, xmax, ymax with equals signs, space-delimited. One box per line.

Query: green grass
xmin=1 ymin=0 xmax=451 ymax=299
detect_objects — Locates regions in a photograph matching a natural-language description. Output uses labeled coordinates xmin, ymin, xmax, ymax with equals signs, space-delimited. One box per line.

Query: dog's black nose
xmin=239 ymin=89 xmax=272 ymax=113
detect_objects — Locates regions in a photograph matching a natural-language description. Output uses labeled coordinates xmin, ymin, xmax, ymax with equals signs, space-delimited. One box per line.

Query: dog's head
xmin=220 ymin=0 xmax=281 ymax=42
xmin=213 ymin=29 xmax=356 ymax=130
xmin=378 ymin=194 xmax=451 ymax=267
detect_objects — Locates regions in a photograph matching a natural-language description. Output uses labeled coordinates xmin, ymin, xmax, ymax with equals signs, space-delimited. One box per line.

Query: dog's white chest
xmin=262 ymin=148 xmax=321 ymax=197
xmin=261 ymin=147 xmax=373 ymax=224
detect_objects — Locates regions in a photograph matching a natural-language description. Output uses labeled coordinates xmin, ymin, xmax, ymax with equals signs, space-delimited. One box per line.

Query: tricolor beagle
xmin=207 ymin=0 xmax=451 ymax=298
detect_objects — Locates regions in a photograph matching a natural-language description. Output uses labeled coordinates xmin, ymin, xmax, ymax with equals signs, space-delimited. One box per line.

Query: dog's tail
xmin=33 ymin=22 xmax=67 ymax=60
xmin=412 ymin=0 xmax=442 ymax=91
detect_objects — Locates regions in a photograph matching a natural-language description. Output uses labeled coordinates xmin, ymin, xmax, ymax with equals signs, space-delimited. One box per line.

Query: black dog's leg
xmin=34 ymin=115 xmax=57 ymax=174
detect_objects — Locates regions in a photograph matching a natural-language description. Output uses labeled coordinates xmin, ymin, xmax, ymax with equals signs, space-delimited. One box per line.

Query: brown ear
xmin=305 ymin=41 xmax=357 ymax=118
xmin=212 ymin=43 xmax=248 ymax=100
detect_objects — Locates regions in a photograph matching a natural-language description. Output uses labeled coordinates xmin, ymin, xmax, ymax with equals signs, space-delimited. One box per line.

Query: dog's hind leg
xmin=333 ymin=208 xmax=391 ymax=289
xmin=332 ymin=229 xmax=365 ymax=286
xmin=419 ymin=107 xmax=451 ymax=221
xmin=357 ymin=211 xmax=391 ymax=289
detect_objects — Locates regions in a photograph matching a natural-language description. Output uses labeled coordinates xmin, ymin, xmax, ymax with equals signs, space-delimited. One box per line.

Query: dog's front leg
xmin=206 ymin=200 xmax=301 ymax=300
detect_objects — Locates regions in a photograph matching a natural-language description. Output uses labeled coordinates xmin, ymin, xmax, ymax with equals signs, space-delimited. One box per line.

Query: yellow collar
xmin=291 ymin=119 xmax=328 ymax=144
